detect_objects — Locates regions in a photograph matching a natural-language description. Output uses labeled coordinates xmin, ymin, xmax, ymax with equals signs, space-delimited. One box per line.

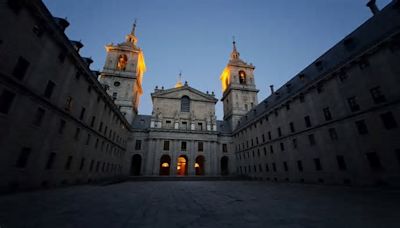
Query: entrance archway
xmin=131 ymin=154 xmax=142 ymax=176
xmin=221 ymin=156 xmax=229 ymax=176
xmin=159 ymin=155 xmax=171 ymax=176
xmin=177 ymin=155 xmax=188 ymax=176
xmin=195 ymin=155 xmax=205 ymax=175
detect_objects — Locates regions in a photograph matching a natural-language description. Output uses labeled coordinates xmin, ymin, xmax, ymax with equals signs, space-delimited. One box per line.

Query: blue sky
xmin=43 ymin=0 xmax=391 ymax=119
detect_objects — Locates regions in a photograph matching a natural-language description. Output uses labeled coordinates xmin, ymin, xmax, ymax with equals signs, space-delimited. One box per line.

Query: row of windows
xmin=235 ymin=111 xmax=397 ymax=152
xmin=15 ymin=147 xmax=123 ymax=174
xmin=0 ymin=87 xmax=127 ymax=147
xmin=235 ymin=83 xmax=389 ymax=140
xmin=134 ymin=140 xmax=228 ymax=153
xmin=5 ymin=54 xmax=127 ymax=145
xmin=238 ymin=150 xmax=399 ymax=175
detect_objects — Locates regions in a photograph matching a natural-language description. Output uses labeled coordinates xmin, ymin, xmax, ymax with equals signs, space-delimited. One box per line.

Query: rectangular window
xmin=262 ymin=134 xmax=265 ymax=142
xmin=297 ymin=160 xmax=303 ymax=172
xmin=86 ymin=134 xmax=91 ymax=145
xmin=280 ymin=142 xmax=285 ymax=151
xmin=112 ymin=92 xmax=117 ymax=100
xmin=323 ymin=107 xmax=332 ymax=121
xmin=380 ymin=112 xmax=398 ymax=130
xmin=304 ymin=116 xmax=312 ymax=128
xmin=365 ymin=152 xmax=382 ymax=171
xmin=308 ymin=134 xmax=316 ymax=145
xmin=90 ymin=116 xmax=96 ymax=127
xmin=198 ymin=142 xmax=204 ymax=152
xmin=32 ymin=107 xmax=45 ymax=126
xmin=277 ymin=127 xmax=282 ymax=137
xmin=89 ymin=160 xmax=95 ymax=172
xmin=181 ymin=141 xmax=187 ymax=151
xmin=198 ymin=123 xmax=203 ymax=130
xmin=328 ymin=128 xmax=338 ymax=140
xmin=347 ymin=96 xmax=360 ymax=112
xmin=44 ymin=80 xmax=55 ymax=99
xmin=79 ymin=107 xmax=86 ymax=120
xmin=272 ymin=163 xmax=277 ymax=172
xmin=265 ymin=163 xmax=269 ymax=172
xmin=58 ymin=119 xmax=66 ymax=134
xmin=45 ymin=152 xmax=56 ymax=170
xmin=268 ymin=131 xmax=272 ymax=140
xmin=355 ymin=120 xmax=368 ymax=135
xmin=370 ymin=86 xmax=386 ymax=104
xmin=74 ymin=127 xmax=80 ymax=140
xmin=182 ymin=121 xmax=188 ymax=130
xmin=12 ymin=56 xmax=30 ymax=80
xmin=99 ymin=122 xmax=103 ymax=132
xmin=16 ymin=147 xmax=31 ymax=168
xmin=79 ymin=158 xmax=85 ymax=171
xmin=292 ymin=138 xmax=298 ymax=149
xmin=314 ymin=158 xmax=322 ymax=171
xmin=222 ymin=143 xmax=228 ymax=153
xmin=289 ymin=122 xmax=295 ymax=133
xmin=0 ymin=89 xmax=16 ymax=114
xmin=65 ymin=156 xmax=73 ymax=170
xmin=336 ymin=155 xmax=347 ymax=171
xmin=270 ymin=145 xmax=274 ymax=154
xmin=163 ymin=140 xmax=170 ymax=150
xmin=65 ymin=96 xmax=73 ymax=111
xmin=283 ymin=162 xmax=288 ymax=171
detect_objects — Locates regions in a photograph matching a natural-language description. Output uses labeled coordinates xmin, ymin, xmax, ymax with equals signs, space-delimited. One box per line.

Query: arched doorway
xmin=159 ymin=155 xmax=171 ymax=176
xmin=131 ymin=154 xmax=142 ymax=176
xmin=177 ymin=155 xmax=188 ymax=176
xmin=221 ymin=156 xmax=229 ymax=176
xmin=195 ymin=155 xmax=205 ymax=176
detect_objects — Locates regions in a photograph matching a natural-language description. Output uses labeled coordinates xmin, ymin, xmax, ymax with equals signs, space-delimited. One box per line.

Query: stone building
xmin=233 ymin=1 xmax=400 ymax=186
xmin=0 ymin=0 xmax=130 ymax=192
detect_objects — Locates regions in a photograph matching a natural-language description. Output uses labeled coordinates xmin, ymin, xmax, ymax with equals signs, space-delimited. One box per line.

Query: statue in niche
xmin=117 ymin=54 xmax=128 ymax=71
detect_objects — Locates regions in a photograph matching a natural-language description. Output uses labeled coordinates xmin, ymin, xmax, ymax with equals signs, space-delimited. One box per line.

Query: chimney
xmin=366 ymin=0 xmax=380 ymax=15
xmin=269 ymin=85 xmax=274 ymax=94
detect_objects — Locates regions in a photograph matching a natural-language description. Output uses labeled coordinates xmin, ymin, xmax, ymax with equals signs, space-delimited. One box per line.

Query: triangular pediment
xmin=151 ymin=85 xmax=218 ymax=103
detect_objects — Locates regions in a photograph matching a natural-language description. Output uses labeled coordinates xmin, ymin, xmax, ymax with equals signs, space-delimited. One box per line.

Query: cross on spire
xmin=131 ymin=18 xmax=137 ymax=35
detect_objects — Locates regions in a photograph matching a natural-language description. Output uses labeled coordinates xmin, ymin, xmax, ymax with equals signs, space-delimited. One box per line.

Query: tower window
xmin=181 ymin=96 xmax=190 ymax=112
xmin=114 ymin=81 xmax=121 ymax=87
xmin=117 ymin=54 xmax=128 ymax=71
xmin=239 ymin=71 xmax=246 ymax=84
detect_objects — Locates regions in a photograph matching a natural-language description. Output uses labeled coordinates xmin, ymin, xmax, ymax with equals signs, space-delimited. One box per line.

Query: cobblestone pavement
xmin=0 ymin=181 xmax=400 ymax=228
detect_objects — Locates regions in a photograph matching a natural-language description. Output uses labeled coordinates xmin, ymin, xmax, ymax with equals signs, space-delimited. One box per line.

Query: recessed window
xmin=198 ymin=142 xmax=204 ymax=152
xmin=45 ymin=152 xmax=56 ymax=170
xmin=181 ymin=141 xmax=187 ymax=151
xmin=32 ymin=107 xmax=45 ymax=126
xmin=79 ymin=107 xmax=86 ymax=120
xmin=289 ymin=122 xmax=295 ymax=133
xmin=297 ymin=160 xmax=303 ymax=172
xmin=74 ymin=127 xmax=80 ymax=141
xmin=283 ymin=162 xmax=288 ymax=171
xmin=380 ymin=112 xmax=398 ymax=130
xmin=12 ymin=56 xmax=30 ymax=80
xmin=308 ymin=134 xmax=316 ymax=145
xmin=117 ymin=54 xmax=128 ymax=71
xmin=323 ymin=107 xmax=332 ymax=121
xmin=314 ymin=158 xmax=322 ymax=171
xmin=347 ymin=96 xmax=360 ymax=112
xmin=65 ymin=96 xmax=73 ymax=111
xmin=304 ymin=116 xmax=312 ymax=128
xmin=239 ymin=70 xmax=246 ymax=84
xmin=223 ymin=143 xmax=228 ymax=153
xmin=181 ymin=96 xmax=190 ymax=112
xmin=328 ymin=128 xmax=338 ymax=140
xmin=0 ymin=90 xmax=16 ymax=114
xmin=114 ymin=81 xmax=121 ymax=87
xmin=44 ymin=80 xmax=56 ymax=99
xmin=16 ymin=147 xmax=31 ymax=168
xmin=292 ymin=138 xmax=298 ymax=149
xmin=336 ymin=155 xmax=347 ymax=171
xmin=365 ymin=152 xmax=382 ymax=171
xmin=355 ymin=120 xmax=368 ymax=135
xmin=163 ymin=141 xmax=170 ymax=150
xmin=65 ymin=156 xmax=73 ymax=170
xmin=370 ymin=86 xmax=386 ymax=104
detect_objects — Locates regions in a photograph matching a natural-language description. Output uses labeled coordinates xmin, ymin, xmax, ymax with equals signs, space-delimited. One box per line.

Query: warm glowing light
xmin=220 ymin=66 xmax=230 ymax=92
xmin=177 ymin=166 xmax=181 ymax=170
xmin=161 ymin=162 xmax=169 ymax=168
xmin=195 ymin=163 xmax=200 ymax=168
xmin=175 ymin=81 xmax=183 ymax=88
xmin=136 ymin=50 xmax=146 ymax=95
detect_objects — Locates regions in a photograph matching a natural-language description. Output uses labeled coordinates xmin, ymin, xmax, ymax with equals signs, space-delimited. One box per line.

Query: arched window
xmin=239 ymin=70 xmax=246 ymax=84
xmin=181 ymin=96 xmax=190 ymax=112
xmin=117 ymin=54 xmax=128 ymax=71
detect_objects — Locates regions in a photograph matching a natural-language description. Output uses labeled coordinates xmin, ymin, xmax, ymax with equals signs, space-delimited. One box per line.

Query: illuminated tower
xmin=220 ymin=39 xmax=258 ymax=130
xmin=98 ymin=21 xmax=146 ymax=124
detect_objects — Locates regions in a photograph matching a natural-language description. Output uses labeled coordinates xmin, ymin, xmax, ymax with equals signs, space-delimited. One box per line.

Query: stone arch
xmin=177 ymin=155 xmax=188 ymax=176
xmin=117 ymin=54 xmax=128 ymax=71
xmin=221 ymin=156 xmax=229 ymax=176
xmin=195 ymin=155 xmax=205 ymax=176
xmin=239 ymin=70 xmax=246 ymax=84
xmin=159 ymin=154 xmax=171 ymax=176
xmin=130 ymin=154 xmax=142 ymax=176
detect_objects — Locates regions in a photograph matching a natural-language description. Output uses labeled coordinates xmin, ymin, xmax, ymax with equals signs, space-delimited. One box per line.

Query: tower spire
xmin=175 ymin=71 xmax=183 ymax=88
xmin=230 ymin=36 xmax=240 ymax=60
xmin=131 ymin=19 xmax=137 ymax=36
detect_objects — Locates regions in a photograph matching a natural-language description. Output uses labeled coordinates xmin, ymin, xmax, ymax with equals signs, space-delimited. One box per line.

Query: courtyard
xmin=0 ymin=181 xmax=400 ymax=228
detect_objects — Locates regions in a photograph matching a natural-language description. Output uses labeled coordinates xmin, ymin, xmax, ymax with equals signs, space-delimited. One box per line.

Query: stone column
xmin=188 ymin=140 xmax=195 ymax=176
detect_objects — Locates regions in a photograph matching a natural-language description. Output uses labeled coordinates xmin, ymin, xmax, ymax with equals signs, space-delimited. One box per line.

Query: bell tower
xmin=220 ymin=39 xmax=259 ymax=130
xmin=98 ymin=21 xmax=146 ymax=124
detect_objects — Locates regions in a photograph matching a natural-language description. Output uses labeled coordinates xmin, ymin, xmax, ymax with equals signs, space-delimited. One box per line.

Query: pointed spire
xmin=175 ymin=71 xmax=183 ymax=88
xmin=131 ymin=19 xmax=137 ymax=36
xmin=230 ymin=36 xmax=240 ymax=60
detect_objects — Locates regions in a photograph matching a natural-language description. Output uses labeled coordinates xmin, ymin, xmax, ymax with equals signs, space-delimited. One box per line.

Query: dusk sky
xmin=43 ymin=0 xmax=391 ymax=119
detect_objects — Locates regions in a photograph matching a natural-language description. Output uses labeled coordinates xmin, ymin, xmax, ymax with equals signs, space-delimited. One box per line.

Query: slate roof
xmin=235 ymin=2 xmax=400 ymax=131
xmin=132 ymin=115 xmax=152 ymax=130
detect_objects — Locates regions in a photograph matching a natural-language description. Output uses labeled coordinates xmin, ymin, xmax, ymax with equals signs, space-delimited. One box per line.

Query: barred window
xmin=181 ymin=96 xmax=190 ymax=112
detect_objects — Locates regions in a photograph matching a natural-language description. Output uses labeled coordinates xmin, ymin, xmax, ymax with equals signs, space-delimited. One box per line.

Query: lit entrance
xmin=159 ymin=155 xmax=171 ymax=176
xmin=221 ymin=156 xmax=229 ymax=176
xmin=177 ymin=155 xmax=188 ymax=176
xmin=195 ymin=155 xmax=205 ymax=175
xmin=130 ymin=154 xmax=142 ymax=176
